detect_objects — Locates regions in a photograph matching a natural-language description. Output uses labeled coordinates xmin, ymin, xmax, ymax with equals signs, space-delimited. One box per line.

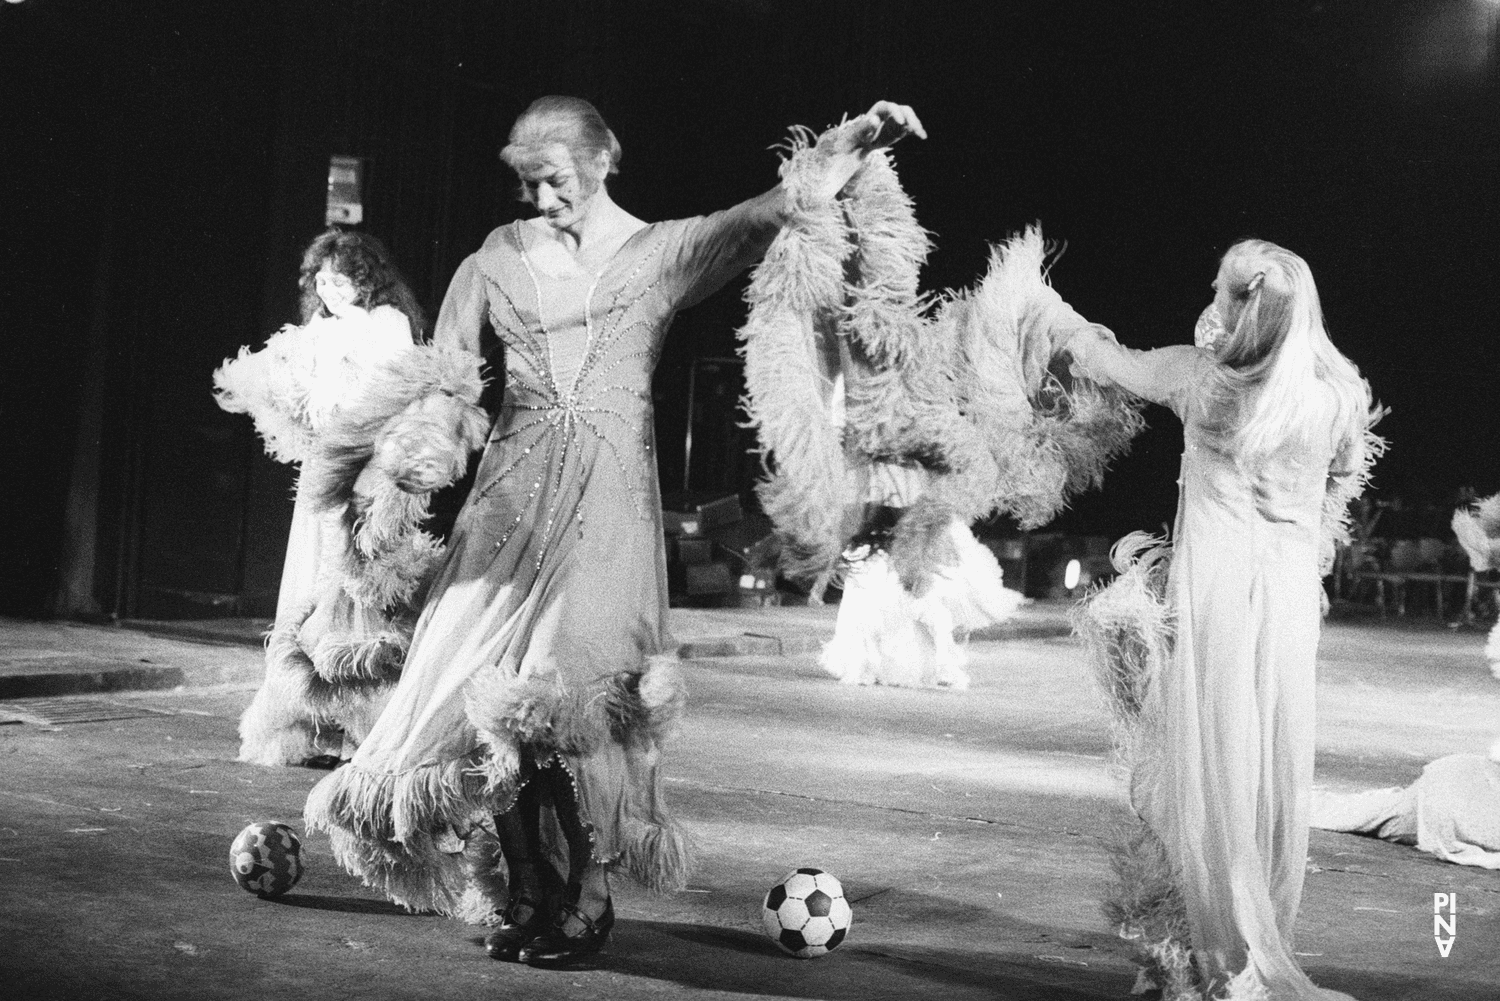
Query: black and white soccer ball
xmin=229 ymin=821 xmax=304 ymax=898
xmin=761 ymin=867 xmax=853 ymax=958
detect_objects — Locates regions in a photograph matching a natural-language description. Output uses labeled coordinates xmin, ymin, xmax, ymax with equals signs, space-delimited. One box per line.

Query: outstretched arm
xmin=1065 ymin=324 xmax=1205 ymax=409
xmin=816 ymin=100 xmax=927 ymax=200
xmin=670 ymin=101 xmax=927 ymax=307
xmin=738 ymin=100 xmax=929 ymax=226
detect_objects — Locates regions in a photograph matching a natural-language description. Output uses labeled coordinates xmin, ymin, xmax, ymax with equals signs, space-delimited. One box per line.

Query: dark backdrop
xmin=2 ymin=0 xmax=1496 ymax=617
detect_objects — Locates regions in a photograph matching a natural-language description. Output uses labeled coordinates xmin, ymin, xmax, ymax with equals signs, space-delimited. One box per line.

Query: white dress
xmin=215 ymin=305 xmax=414 ymax=765
xmin=1072 ymin=335 xmax=1373 ymax=1000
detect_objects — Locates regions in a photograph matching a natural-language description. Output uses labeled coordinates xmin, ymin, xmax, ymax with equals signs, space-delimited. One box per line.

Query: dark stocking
xmin=540 ymin=760 xmax=611 ymax=932
xmin=493 ymin=776 xmax=548 ymax=920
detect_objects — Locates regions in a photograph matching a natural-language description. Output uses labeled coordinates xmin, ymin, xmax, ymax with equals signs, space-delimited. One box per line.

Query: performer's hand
xmin=852 ymin=101 xmax=927 ymax=150
xmin=820 ymin=100 xmax=926 ymax=199
xmin=1062 ymin=323 xmax=1111 ymax=379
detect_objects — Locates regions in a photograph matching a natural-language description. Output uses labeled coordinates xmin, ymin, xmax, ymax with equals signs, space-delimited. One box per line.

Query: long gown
xmin=1070 ymin=336 xmax=1368 ymax=999
xmin=305 ymin=197 xmax=784 ymax=915
xmin=217 ymin=305 xmax=414 ymax=765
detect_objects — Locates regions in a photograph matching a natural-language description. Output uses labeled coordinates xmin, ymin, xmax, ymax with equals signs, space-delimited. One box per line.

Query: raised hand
xmin=818 ymin=100 xmax=926 ymax=199
xmin=857 ymin=100 xmax=927 ymax=149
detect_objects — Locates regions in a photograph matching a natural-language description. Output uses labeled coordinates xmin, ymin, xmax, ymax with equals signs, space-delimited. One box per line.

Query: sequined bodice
xmin=464 ymin=222 xmax=681 ymax=561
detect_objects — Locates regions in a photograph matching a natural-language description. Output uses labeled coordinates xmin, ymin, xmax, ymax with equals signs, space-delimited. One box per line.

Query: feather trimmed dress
xmin=304 ymin=199 xmax=784 ymax=918
xmin=215 ymin=306 xmax=417 ymax=765
xmin=1070 ymin=336 xmax=1381 ymax=1000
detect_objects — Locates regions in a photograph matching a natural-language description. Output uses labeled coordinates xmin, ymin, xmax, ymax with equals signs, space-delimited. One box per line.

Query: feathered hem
xmin=1101 ymin=822 xmax=1200 ymax=1001
xmin=237 ymin=612 xmax=396 ymax=765
xmin=304 ymin=745 xmax=517 ymax=917
xmin=304 ymin=655 xmax=692 ymax=914
xmin=1071 ymin=532 xmax=1175 ymax=773
xmin=1072 ymin=535 xmax=1199 ymax=993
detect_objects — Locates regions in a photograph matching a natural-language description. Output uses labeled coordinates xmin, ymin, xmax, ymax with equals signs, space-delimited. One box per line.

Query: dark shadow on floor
xmin=590 ymin=917 xmax=1132 ymax=1000
xmin=268 ymin=893 xmax=432 ymax=916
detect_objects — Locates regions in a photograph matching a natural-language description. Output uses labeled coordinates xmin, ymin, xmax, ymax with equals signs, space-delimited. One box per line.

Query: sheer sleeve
xmin=432 ymin=253 xmax=487 ymax=354
xmin=664 ymin=187 xmax=788 ymax=309
xmin=1068 ymin=330 xmax=1210 ymax=415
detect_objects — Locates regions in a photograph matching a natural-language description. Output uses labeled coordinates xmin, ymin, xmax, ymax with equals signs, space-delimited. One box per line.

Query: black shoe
xmin=519 ymin=898 xmax=614 ymax=968
xmin=484 ymin=896 xmax=550 ymax=962
xmin=300 ymin=754 xmax=343 ymax=770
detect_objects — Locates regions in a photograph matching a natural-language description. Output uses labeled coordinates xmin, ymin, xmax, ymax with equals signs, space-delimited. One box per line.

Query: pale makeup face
xmin=516 ymin=144 xmax=601 ymax=232
xmin=1211 ymin=261 xmax=1243 ymax=330
xmin=314 ymin=263 xmax=359 ymax=317
xmin=1194 ymin=301 xmax=1226 ymax=351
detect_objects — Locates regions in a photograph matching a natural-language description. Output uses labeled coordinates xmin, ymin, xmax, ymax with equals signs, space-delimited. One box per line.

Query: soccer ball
xmin=761 ymin=867 xmax=853 ymax=958
xmin=229 ymin=822 xmax=303 ymax=898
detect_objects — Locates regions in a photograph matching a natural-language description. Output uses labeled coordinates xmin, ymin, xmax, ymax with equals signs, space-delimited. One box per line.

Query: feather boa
xmin=213 ymin=324 xmax=320 ymax=464
xmin=217 ymin=332 xmax=488 ymax=764
xmin=738 ymin=122 xmax=870 ymax=581
xmin=739 ymin=124 xmax=1144 ymax=590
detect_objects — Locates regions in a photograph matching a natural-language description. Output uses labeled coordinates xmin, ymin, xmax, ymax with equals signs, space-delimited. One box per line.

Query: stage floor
xmin=0 ymin=612 xmax=1495 ymax=1000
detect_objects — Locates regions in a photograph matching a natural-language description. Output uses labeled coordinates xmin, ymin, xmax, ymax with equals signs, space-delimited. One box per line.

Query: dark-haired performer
xmin=306 ymin=96 xmax=924 ymax=966
xmin=217 ymin=229 xmax=422 ymax=767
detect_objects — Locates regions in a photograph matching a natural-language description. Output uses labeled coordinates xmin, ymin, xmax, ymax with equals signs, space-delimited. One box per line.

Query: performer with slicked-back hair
xmin=306 ymin=94 xmax=926 ymax=967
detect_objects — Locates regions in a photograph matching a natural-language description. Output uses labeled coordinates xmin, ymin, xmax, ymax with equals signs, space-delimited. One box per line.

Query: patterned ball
xmin=761 ymin=867 xmax=853 ymax=958
xmin=229 ymin=822 xmax=304 ymax=898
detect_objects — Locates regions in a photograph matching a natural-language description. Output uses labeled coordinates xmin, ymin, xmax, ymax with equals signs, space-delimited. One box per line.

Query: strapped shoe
xmin=518 ymin=898 xmax=615 ymax=968
xmin=484 ymin=895 xmax=550 ymax=962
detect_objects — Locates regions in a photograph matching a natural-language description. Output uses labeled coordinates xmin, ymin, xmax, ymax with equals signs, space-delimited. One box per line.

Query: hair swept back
xmin=297 ymin=228 xmax=428 ymax=340
xmin=499 ymin=95 xmax=622 ymax=180
xmin=1200 ymin=239 xmax=1375 ymax=462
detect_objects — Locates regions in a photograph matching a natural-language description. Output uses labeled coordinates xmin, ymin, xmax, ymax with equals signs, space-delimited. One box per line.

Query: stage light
xmin=1064 ymin=559 xmax=1082 ymax=591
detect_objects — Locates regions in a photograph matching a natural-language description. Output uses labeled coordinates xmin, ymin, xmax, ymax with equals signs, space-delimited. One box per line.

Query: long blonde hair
xmin=1202 ymin=239 xmax=1372 ymax=462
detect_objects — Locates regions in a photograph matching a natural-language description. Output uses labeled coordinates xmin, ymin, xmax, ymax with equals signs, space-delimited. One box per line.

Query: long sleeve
xmin=1067 ymin=330 xmax=1209 ymax=414
xmin=666 ymin=187 xmax=789 ymax=309
xmin=432 ymin=253 xmax=488 ymax=354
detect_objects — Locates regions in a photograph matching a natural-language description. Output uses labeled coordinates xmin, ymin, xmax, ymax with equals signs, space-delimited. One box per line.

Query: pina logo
xmin=1433 ymin=893 xmax=1456 ymax=957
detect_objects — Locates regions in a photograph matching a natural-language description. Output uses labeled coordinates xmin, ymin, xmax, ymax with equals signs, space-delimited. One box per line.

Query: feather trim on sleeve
xmin=1317 ymin=416 xmax=1388 ymax=576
